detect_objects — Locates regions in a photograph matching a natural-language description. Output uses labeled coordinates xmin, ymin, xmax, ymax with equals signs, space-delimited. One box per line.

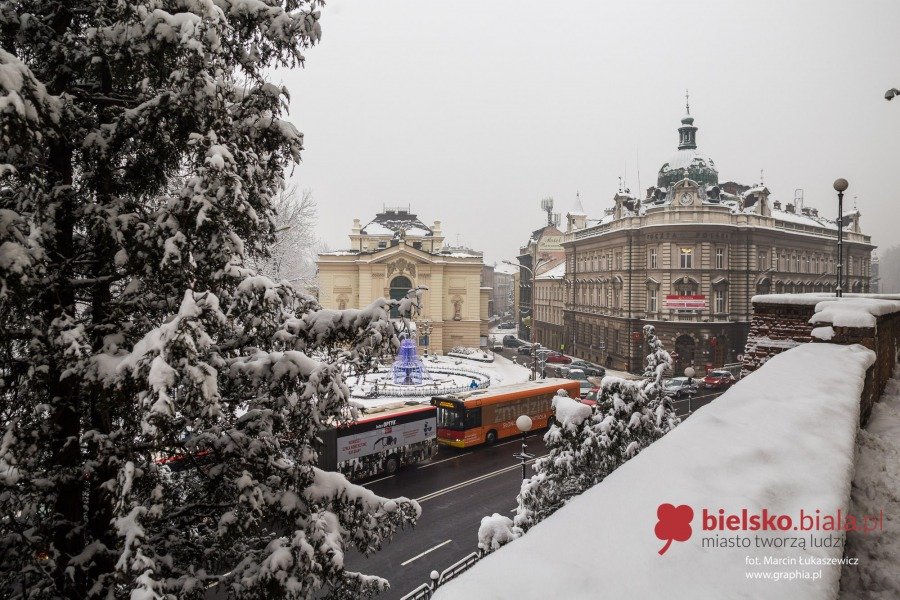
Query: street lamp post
xmin=513 ymin=415 xmax=534 ymax=481
xmin=833 ymin=178 xmax=848 ymax=298
xmin=684 ymin=366 xmax=696 ymax=413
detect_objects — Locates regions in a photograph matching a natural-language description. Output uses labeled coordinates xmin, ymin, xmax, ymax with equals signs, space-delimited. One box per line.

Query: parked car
xmin=569 ymin=359 xmax=605 ymax=378
xmin=517 ymin=344 xmax=534 ymax=355
xmin=544 ymin=352 xmax=572 ymax=365
xmin=503 ymin=335 xmax=527 ymax=348
xmin=546 ymin=363 xmax=571 ymax=378
xmin=491 ymin=343 xmax=504 ymax=353
xmin=702 ymin=370 xmax=736 ymax=389
xmin=663 ymin=377 xmax=698 ymax=399
xmin=584 ymin=387 xmax=601 ymax=403
xmin=566 ymin=368 xmax=587 ymax=380
xmin=577 ymin=380 xmax=593 ymax=399
xmin=498 ymin=321 xmax=515 ymax=329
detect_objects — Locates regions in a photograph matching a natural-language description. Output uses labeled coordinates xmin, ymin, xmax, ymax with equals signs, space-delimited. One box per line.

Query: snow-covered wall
xmin=434 ymin=343 xmax=876 ymax=600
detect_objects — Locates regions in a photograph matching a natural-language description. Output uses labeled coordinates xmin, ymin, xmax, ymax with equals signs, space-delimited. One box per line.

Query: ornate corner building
xmin=554 ymin=106 xmax=874 ymax=374
xmin=316 ymin=207 xmax=489 ymax=354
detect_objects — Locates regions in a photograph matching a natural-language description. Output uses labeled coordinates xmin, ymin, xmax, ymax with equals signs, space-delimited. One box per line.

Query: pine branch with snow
xmin=0 ymin=2 xmax=420 ymax=598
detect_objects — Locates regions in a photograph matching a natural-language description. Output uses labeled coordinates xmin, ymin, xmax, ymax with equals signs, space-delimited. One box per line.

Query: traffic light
xmin=523 ymin=316 xmax=532 ymax=328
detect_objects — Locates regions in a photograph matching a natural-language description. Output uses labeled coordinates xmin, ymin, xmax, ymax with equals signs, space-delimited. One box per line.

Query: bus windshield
xmin=437 ymin=406 xmax=465 ymax=430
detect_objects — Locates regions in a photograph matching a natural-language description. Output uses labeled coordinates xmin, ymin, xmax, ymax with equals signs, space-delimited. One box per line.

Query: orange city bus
xmin=431 ymin=378 xmax=581 ymax=448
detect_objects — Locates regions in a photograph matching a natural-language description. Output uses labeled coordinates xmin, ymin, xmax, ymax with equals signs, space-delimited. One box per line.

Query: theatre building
xmin=317 ymin=207 xmax=489 ymax=354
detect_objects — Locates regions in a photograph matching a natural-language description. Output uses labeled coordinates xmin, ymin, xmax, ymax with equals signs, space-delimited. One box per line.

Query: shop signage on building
xmin=664 ymin=295 xmax=707 ymax=310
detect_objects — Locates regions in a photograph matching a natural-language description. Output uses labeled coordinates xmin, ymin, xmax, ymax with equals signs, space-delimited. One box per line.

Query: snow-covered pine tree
xmin=513 ymin=389 xmax=598 ymax=534
xmin=641 ymin=324 xmax=680 ymax=434
xmin=596 ymin=325 xmax=679 ymax=464
xmin=493 ymin=328 xmax=681 ymax=546
xmin=0 ymin=3 xmax=418 ymax=599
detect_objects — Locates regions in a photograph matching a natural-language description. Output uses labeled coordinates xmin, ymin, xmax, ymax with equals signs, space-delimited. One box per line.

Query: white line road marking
xmin=400 ymin=539 xmax=453 ymax=566
xmin=362 ymin=473 xmax=397 ymax=486
xmin=416 ymin=452 xmax=472 ymax=469
xmin=415 ymin=454 xmax=546 ymax=503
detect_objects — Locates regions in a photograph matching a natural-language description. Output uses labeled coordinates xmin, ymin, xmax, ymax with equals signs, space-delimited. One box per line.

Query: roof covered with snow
xmin=360 ymin=208 xmax=433 ymax=237
xmin=536 ymin=262 xmax=566 ymax=280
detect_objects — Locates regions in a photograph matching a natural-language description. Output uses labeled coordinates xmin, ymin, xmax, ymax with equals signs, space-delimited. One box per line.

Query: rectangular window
xmin=648 ymin=288 xmax=658 ymax=312
xmin=757 ymin=251 xmax=767 ymax=270
xmin=715 ymin=290 xmax=726 ymax=314
xmin=680 ymin=247 xmax=693 ymax=269
xmin=715 ymin=248 xmax=724 ymax=270
xmin=649 ymin=247 xmax=658 ymax=269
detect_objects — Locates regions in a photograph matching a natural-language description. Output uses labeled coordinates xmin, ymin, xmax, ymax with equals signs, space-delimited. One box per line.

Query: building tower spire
xmin=677 ymin=92 xmax=698 ymax=150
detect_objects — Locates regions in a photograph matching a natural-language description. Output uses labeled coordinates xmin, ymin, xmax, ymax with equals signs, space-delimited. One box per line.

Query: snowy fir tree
xmin=512 ymin=390 xmax=598 ymax=533
xmin=0 ymin=3 xmax=420 ymax=599
xmin=493 ymin=327 xmax=681 ymax=543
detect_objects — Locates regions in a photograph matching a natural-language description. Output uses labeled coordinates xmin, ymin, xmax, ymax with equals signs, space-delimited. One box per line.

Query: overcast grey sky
xmin=278 ymin=0 xmax=900 ymax=265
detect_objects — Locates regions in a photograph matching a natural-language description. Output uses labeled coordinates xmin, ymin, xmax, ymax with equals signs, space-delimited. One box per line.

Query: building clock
xmin=679 ymin=192 xmax=692 ymax=206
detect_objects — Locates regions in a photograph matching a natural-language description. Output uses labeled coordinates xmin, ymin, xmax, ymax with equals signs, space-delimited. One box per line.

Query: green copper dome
xmin=658 ymin=149 xmax=719 ymax=188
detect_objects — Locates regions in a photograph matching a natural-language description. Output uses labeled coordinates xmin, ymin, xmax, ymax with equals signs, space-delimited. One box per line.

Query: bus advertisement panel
xmin=431 ymin=379 xmax=580 ymax=448
xmin=318 ymin=405 xmax=438 ymax=480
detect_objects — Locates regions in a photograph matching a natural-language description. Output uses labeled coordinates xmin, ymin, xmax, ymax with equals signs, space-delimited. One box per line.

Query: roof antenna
xmin=760 ymin=169 xmax=764 ymax=186
xmin=685 ymin=88 xmax=690 ymax=114
xmin=636 ymin=149 xmax=642 ymax=197
xmin=618 ymin=176 xmax=623 ymax=193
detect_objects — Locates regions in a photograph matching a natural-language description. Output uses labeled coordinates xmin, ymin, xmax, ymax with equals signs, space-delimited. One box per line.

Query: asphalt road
xmin=347 ymin=435 xmax=549 ymax=600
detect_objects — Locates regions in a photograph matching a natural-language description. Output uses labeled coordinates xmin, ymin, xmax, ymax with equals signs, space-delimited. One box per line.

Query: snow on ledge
xmin=434 ymin=343 xmax=875 ymax=600
xmin=811 ymin=326 xmax=835 ymax=341
xmin=809 ymin=297 xmax=900 ymax=329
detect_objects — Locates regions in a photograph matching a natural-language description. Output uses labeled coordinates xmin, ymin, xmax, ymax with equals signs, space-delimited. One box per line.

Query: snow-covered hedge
xmin=436 ymin=343 xmax=875 ymax=600
xmin=447 ymin=346 xmax=494 ymax=363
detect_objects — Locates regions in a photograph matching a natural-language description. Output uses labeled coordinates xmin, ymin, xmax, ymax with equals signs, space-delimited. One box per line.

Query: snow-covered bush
xmin=489 ymin=326 xmax=681 ymax=546
xmin=477 ymin=514 xmax=520 ymax=553
xmin=447 ymin=346 xmax=494 ymax=362
xmin=0 ymin=3 xmax=420 ymax=598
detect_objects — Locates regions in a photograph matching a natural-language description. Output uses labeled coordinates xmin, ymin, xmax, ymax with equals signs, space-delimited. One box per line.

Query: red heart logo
xmin=655 ymin=503 xmax=694 ymax=555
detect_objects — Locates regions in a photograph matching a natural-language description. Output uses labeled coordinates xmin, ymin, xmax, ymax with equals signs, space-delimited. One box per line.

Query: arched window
xmin=389 ymin=275 xmax=412 ymax=318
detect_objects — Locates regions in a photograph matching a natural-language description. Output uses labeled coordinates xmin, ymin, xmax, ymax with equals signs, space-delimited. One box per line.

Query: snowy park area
xmin=435 ymin=343 xmax=878 ymax=600
xmin=348 ymin=351 xmax=531 ymax=412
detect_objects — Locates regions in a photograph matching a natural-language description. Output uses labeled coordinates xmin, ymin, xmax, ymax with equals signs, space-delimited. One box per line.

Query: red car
xmin=582 ymin=388 xmax=601 ymax=404
xmin=544 ymin=352 xmax=572 ymax=364
xmin=702 ymin=370 xmax=736 ymax=389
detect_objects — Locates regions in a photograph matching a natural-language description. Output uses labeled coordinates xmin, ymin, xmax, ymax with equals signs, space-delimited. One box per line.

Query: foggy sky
xmin=277 ymin=0 xmax=900 ymax=265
